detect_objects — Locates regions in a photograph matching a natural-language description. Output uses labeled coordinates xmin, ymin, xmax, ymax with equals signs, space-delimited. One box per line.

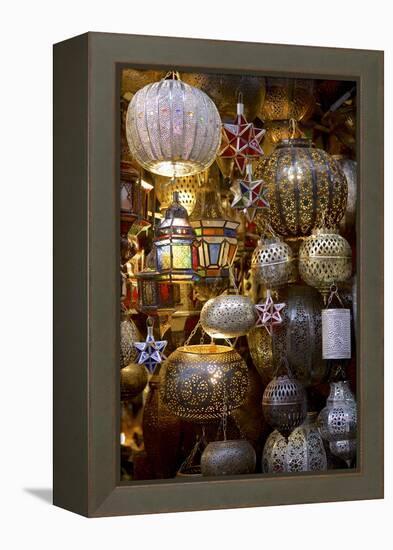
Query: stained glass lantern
xmin=153 ymin=191 xmax=198 ymax=283
xmin=136 ymin=269 xmax=180 ymax=317
xmin=190 ymin=188 xmax=239 ymax=280
xmin=126 ymin=72 xmax=221 ymax=177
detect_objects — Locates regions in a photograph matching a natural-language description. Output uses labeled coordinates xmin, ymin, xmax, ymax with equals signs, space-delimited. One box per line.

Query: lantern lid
xmin=277 ymin=138 xmax=313 ymax=149
xmin=157 ymin=192 xmax=195 ymax=234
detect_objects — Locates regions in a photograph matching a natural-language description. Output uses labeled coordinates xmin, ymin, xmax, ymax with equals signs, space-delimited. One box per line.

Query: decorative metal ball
xmin=248 ymin=285 xmax=325 ymax=387
xmin=298 ymin=228 xmax=352 ymax=300
xmin=181 ymin=72 xmax=266 ymax=121
xmin=260 ymin=78 xmax=316 ymax=122
xmin=262 ymin=412 xmax=327 ymax=473
xmin=120 ymin=318 xmax=141 ymax=369
xmin=201 ymin=440 xmax=256 ymax=476
xmin=126 ymin=74 xmax=221 ymax=177
xmin=200 ymin=294 xmax=257 ymax=339
xmin=251 ymin=236 xmax=293 ymax=288
xmin=120 ymin=363 xmax=148 ymax=401
xmin=160 ymin=344 xmax=249 ymax=423
xmin=329 ymin=439 xmax=357 ymax=467
xmin=154 ymin=173 xmax=203 ymax=214
xmin=317 ymin=381 xmax=357 ymax=442
xmin=255 ymin=139 xmax=348 ymax=237
xmin=262 ymin=373 xmax=307 ymax=436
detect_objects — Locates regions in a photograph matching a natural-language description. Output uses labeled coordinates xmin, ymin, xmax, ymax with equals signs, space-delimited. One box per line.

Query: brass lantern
xmin=190 ymin=188 xmax=239 ymax=281
xmin=153 ymin=192 xmax=198 ymax=283
xmin=200 ymin=294 xmax=257 ymax=339
xmin=298 ymin=228 xmax=352 ymax=301
xmin=154 ymin=173 xmax=203 ymax=215
xmin=256 ymin=139 xmax=348 ymax=237
xmin=260 ymin=78 xmax=316 ymax=122
xmin=251 ymin=236 xmax=293 ymax=288
xmin=160 ymin=344 xmax=249 ymax=423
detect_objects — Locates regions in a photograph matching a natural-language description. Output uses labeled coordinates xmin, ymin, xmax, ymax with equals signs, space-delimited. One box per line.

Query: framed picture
xmin=53 ymin=32 xmax=383 ymax=517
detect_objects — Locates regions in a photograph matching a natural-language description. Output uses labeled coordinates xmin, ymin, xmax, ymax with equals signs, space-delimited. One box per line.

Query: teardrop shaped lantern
xmin=190 ymin=187 xmax=239 ymax=281
xmin=126 ymin=72 xmax=222 ymax=177
xmin=153 ymin=192 xmax=199 ymax=283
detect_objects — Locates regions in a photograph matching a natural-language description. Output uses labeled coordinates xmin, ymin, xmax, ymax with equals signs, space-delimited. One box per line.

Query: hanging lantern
xmin=160 ymin=344 xmax=249 ymax=423
xmin=298 ymin=228 xmax=352 ymax=301
xmin=260 ymin=78 xmax=316 ymax=122
xmin=190 ymin=188 xmax=239 ymax=281
xmin=333 ymin=156 xmax=357 ymax=236
xmin=230 ymin=162 xmax=269 ymax=221
xmin=329 ymin=439 xmax=357 ymax=467
xmin=322 ymin=309 xmax=352 ymax=359
xmin=200 ymin=294 xmax=256 ymax=339
xmin=181 ymin=72 xmax=266 ymax=121
xmin=262 ymin=364 xmax=307 ymax=437
xmin=262 ymin=412 xmax=327 ymax=473
xmin=255 ymin=139 xmax=348 ymax=237
xmin=251 ymin=236 xmax=293 ymax=288
xmin=153 ymin=191 xmax=198 ymax=283
xmin=201 ymin=440 xmax=256 ymax=476
xmin=120 ymin=363 xmax=149 ymax=401
xmin=133 ymin=318 xmax=167 ymax=374
xmin=126 ymin=72 xmax=221 ymax=177
xmin=120 ymin=316 xmax=141 ymax=369
xmin=254 ymin=290 xmax=285 ymax=336
xmin=317 ymin=381 xmax=357 ymax=443
xmin=154 ymin=173 xmax=203 ymax=214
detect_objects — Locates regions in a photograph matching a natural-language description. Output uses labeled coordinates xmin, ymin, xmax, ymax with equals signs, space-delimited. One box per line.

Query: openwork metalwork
xmin=201 ymin=440 xmax=256 ymax=476
xmin=298 ymin=228 xmax=352 ymax=300
xmin=261 ymin=78 xmax=316 ymax=122
xmin=334 ymin=156 xmax=357 ymax=236
xmin=248 ymin=285 xmax=325 ymax=387
xmin=120 ymin=317 xmax=141 ymax=369
xmin=251 ymin=236 xmax=293 ymax=288
xmin=160 ymin=344 xmax=249 ymax=423
xmin=318 ymin=381 xmax=357 ymax=442
xmin=263 ymin=413 xmax=327 ymax=473
xmin=154 ymin=173 xmax=203 ymax=214
xmin=329 ymin=439 xmax=357 ymax=466
xmin=200 ymin=294 xmax=256 ymax=339
xmin=153 ymin=192 xmax=198 ymax=282
xmin=322 ymin=308 xmax=351 ymax=359
xmin=120 ymin=363 xmax=149 ymax=401
xmin=256 ymin=139 xmax=348 ymax=237
xmin=262 ymin=371 xmax=307 ymax=436
xmin=190 ymin=188 xmax=239 ymax=280
xmin=126 ymin=74 xmax=221 ymax=177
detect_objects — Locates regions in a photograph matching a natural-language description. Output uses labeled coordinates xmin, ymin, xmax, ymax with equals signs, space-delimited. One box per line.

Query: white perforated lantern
xmin=126 ymin=73 xmax=222 ymax=177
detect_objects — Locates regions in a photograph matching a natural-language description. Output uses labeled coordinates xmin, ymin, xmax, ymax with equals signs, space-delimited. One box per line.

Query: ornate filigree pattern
xmin=120 ymin=318 xmax=141 ymax=369
xmin=261 ymin=78 xmax=316 ymax=122
xmin=200 ymin=295 xmax=256 ymax=339
xmin=201 ymin=440 xmax=256 ymax=476
xmin=318 ymin=381 xmax=357 ymax=442
xmin=251 ymin=237 xmax=293 ymax=288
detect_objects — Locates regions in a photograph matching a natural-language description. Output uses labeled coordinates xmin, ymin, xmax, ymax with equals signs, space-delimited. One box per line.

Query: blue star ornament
xmin=133 ymin=324 xmax=167 ymax=373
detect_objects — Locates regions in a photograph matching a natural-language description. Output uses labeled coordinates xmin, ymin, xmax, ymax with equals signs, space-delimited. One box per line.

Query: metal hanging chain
xmin=228 ymin=264 xmax=239 ymax=294
xmin=326 ymin=283 xmax=346 ymax=309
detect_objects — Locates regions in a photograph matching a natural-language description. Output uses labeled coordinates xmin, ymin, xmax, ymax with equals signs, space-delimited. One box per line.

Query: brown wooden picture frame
xmin=53 ymin=32 xmax=384 ymax=517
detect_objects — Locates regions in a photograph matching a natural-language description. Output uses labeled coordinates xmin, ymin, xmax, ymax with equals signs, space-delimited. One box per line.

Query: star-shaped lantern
xmin=230 ymin=163 xmax=269 ymax=221
xmin=133 ymin=319 xmax=167 ymax=373
xmin=219 ymin=96 xmax=265 ymax=174
xmin=255 ymin=290 xmax=285 ymax=336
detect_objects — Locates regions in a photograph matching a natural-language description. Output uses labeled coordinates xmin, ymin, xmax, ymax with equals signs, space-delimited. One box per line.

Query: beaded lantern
xmin=160 ymin=344 xmax=249 ymax=423
xmin=200 ymin=294 xmax=257 ymax=339
xmin=201 ymin=440 xmax=256 ymax=476
xmin=190 ymin=188 xmax=239 ymax=281
xmin=262 ymin=365 xmax=307 ymax=437
xmin=255 ymin=139 xmax=348 ymax=237
xmin=298 ymin=227 xmax=352 ymax=301
xmin=262 ymin=412 xmax=327 ymax=473
xmin=251 ymin=236 xmax=293 ymax=288
xmin=126 ymin=72 xmax=221 ymax=177
xmin=153 ymin=192 xmax=198 ymax=283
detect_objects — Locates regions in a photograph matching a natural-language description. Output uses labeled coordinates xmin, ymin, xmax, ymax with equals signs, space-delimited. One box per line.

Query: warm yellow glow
xmin=141 ymin=179 xmax=154 ymax=191
xmin=120 ymin=432 xmax=126 ymax=445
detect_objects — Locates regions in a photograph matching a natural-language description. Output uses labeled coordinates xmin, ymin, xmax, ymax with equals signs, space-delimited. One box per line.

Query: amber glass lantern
xmin=136 ymin=270 xmax=180 ymax=316
xmin=153 ymin=191 xmax=198 ymax=283
xmin=190 ymin=188 xmax=239 ymax=280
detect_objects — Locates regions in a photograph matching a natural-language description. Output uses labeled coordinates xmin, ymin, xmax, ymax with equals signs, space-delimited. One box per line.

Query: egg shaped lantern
xmin=200 ymin=294 xmax=256 ymax=339
xmin=126 ymin=72 xmax=222 ymax=177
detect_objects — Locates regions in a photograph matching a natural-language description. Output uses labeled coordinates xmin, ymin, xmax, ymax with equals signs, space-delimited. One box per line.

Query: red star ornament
xmin=220 ymin=101 xmax=265 ymax=174
xmin=255 ymin=290 xmax=285 ymax=336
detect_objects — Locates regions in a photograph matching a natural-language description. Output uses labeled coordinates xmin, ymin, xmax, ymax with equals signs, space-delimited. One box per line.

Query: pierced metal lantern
xmin=262 ymin=372 xmax=307 ymax=436
xmin=262 ymin=412 xmax=327 ymax=473
xmin=248 ymin=285 xmax=325 ymax=387
xmin=190 ymin=188 xmax=239 ymax=281
xmin=261 ymin=78 xmax=316 ymax=122
xmin=126 ymin=73 xmax=221 ymax=177
xmin=329 ymin=439 xmax=357 ymax=467
xmin=298 ymin=228 xmax=352 ymax=301
xmin=333 ymin=156 xmax=357 ymax=236
xmin=255 ymin=139 xmax=348 ymax=237
xmin=181 ymin=72 xmax=266 ymax=121
xmin=200 ymin=294 xmax=256 ymax=339
xmin=201 ymin=440 xmax=256 ymax=476
xmin=153 ymin=192 xmax=198 ymax=283
xmin=251 ymin=236 xmax=293 ymax=288
xmin=322 ymin=308 xmax=351 ymax=359
xmin=318 ymin=381 xmax=357 ymax=443
xmin=120 ymin=363 xmax=149 ymax=401
xmin=120 ymin=317 xmax=141 ymax=369
xmin=154 ymin=173 xmax=203 ymax=214
xmin=160 ymin=344 xmax=249 ymax=423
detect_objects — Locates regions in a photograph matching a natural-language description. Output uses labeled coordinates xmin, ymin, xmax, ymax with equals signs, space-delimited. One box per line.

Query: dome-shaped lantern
xmin=126 ymin=72 xmax=222 ymax=177
xmin=153 ymin=192 xmax=199 ymax=283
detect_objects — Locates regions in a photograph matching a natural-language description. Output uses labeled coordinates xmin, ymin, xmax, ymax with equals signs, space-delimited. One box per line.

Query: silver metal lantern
xmin=318 ymin=381 xmax=357 ymax=443
xmin=251 ymin=236 xmax=293 ymax=288
xmin=200 ymin=294 xmax=256 ymax=339
xmin=201 ymin=440 xmax=256 ymax=476
xmin=126 ymin=73 xmax=221 ymax=177
xmin=322 ymin=308 xmax=351 ymax=359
